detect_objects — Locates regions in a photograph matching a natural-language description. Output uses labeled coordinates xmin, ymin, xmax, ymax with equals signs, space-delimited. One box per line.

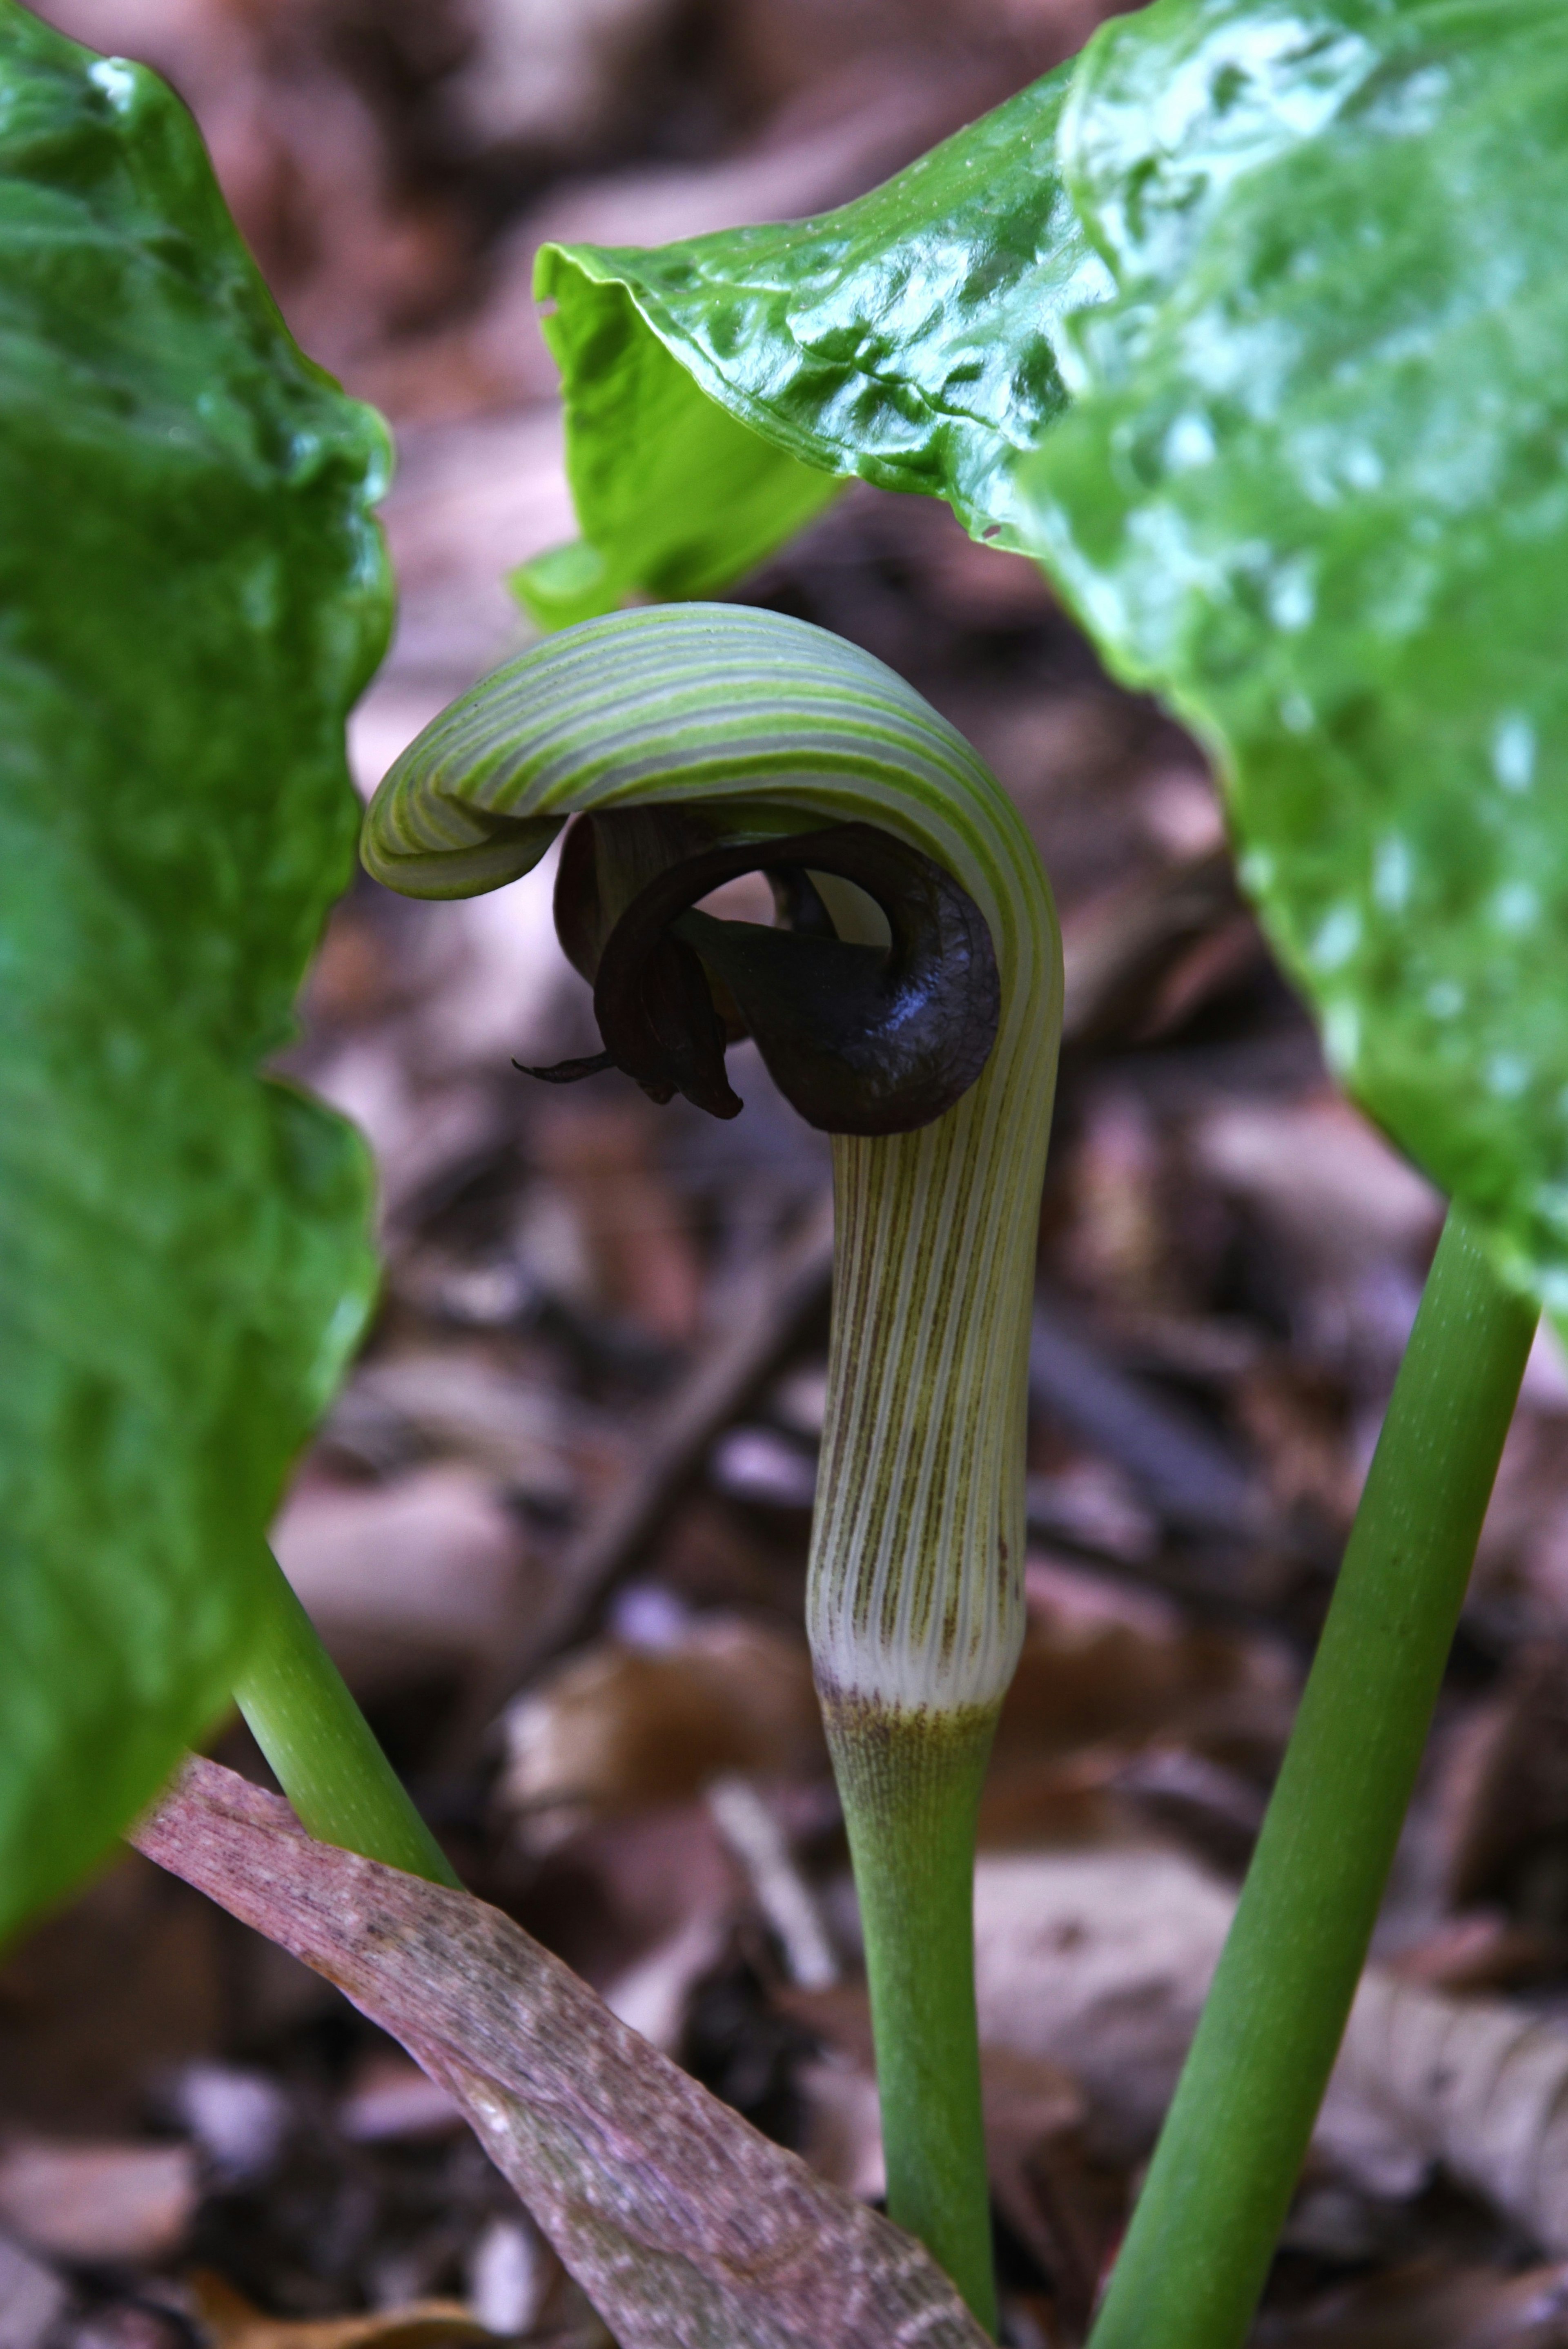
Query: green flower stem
xmin=358 ymin=604 xmax=1065 ymax=2321
xmin=1087 ymin=1208 xmax=1537 ymax=2349
xmin=233 ymin=1545 xmax=461 ymax=1890
xmin=808 ymin=1050 xmax=1054 ymax=2335
xmin=826 ymin=1701 xmax=998 ymax=2334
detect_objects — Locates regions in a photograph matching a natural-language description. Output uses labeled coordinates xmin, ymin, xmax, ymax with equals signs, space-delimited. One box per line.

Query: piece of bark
xmin=132 ymin=1758 xmax=987 ymax=2349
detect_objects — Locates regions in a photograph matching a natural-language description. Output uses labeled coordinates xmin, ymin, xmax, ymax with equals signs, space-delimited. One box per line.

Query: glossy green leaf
xmin=515 ymin=58 xmax=1110 ymax=624
xmin=1018 ymin=0 xmax=1568 ymax=1308
xmin=0 ymin=2 xmax=391 ymax=1937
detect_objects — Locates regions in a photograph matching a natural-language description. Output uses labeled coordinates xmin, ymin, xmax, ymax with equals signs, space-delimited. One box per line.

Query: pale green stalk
xmin=235 ymin=1544 xmax=461 ymax=1890
xmin=1088 ymin=1208 xmax=1536 ymax=2349
xmin=362 ymin=603 xmax=1063 ymax=2327
xmin=811 ymin=934 xmax=1058 ymax=2322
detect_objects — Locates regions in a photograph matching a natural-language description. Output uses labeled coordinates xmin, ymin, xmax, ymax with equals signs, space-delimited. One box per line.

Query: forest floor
xmin=12 ymin=4 xmax=1568 ymax=2345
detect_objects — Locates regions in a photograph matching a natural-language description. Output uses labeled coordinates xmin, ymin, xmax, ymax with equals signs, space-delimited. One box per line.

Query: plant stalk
xmin=357 ymin=602 xmax=1066 ymax=2327
xmin=810 ymin=1100 xmax=1050 ymax=2339
xmin=1087 ymin=1206 xmax=1536 ymax=2349
xmin=826 ymin=1699 xmax=998 ymax=2335
xmin=233 ymin=1544 xmax=461 ymax=1890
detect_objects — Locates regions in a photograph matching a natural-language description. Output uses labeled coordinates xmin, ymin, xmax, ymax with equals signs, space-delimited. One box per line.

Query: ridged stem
xmin=1087 ymin=1208 xmax=1536 ymax=2349
xmin=807 ymin=1049 xmax=1054 ymax=2333
xmin=234 ymin=1545 xmax=461 ymax=1889
xmin=358 ymin=604 xmax=1065 ymax=2320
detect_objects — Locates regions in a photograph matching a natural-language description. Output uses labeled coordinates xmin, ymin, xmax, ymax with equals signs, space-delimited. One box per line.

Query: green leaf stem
xmin=516 ymin=59 xmax=1109 ymax=624
xmin=1087 ymin=1209 xmax=1537 ymax=2349
xmin=0 ymin=3 xmax=391 ymax=1938
xmin=1020 ymin=0 xmax=1568 ymax=1306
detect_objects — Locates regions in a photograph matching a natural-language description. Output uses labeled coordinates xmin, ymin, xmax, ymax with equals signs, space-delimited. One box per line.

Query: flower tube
xmin=363 ymin=602 xmax=1061 ymax=2329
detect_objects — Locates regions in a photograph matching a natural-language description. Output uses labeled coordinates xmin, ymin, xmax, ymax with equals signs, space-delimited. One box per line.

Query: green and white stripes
xmin=365 ymin=603 xmax=1059 ymax=2322
xmin=364 ymin=604 xmax=1062 ymax=1721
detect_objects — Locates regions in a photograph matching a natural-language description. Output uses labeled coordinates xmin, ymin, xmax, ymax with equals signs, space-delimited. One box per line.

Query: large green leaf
xmin=0 ymin=2 xmax=390 ymax=1937
xmin=516 ymin=58 xmax=1110 ymax=626
xmin=1016 ymin=0 xmax=1568 ymax=1308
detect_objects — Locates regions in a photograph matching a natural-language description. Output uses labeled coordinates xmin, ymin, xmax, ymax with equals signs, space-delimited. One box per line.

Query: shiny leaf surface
xmin=514 ymin=58 xmax=1109 ymax=622
xmin=1019 ymin=0 xmax=1568 ymax=1306
xmin=0 ymin=4 xmax=390 ymax=1935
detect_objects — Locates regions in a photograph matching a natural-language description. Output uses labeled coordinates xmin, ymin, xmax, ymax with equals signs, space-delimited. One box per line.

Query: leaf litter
xmin=14 ymin=0 xmax=1568 ymax=2343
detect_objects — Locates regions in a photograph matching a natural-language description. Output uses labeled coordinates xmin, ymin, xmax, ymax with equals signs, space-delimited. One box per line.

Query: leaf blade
xmin=0 ymin=4 xmax=391 ymax=1937
xmin=518 ymin=58 xmax=1110 ymax=617
xmin=1018 ymin=0 xmax=1568 ymax=1303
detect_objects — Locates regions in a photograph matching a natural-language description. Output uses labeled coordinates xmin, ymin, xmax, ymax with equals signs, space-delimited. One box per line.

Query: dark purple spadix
xmin=516 ymin=810 xmax=1000 ymax=1137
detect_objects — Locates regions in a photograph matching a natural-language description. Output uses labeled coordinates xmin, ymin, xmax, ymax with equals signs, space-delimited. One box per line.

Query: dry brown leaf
xmin=497 ymin=1618 xmax=824 ymax=1844
xmin=1385 ymin=1909 xmax=1558 ymax=1995
xmin=600 ymin=1906 xmax=733 ymax=2054
xmin=0 ymin=2234 xmax=67 ymax=2349
xmin=533 ymin=1098 xmax=704 ymax=1345
xmin=1439 ymin=1640 xmax=1568 ymax=1926
xmin=1191 ymin=1092 xmax=1442 ymax=1285
xmin=526 ymin=1797 xmax=741 ymax=1993
xmin=191 ymin=2272 xmax=488 ymax=2349
xmin=706 ymin=1774 xmax=840 ymax=1991
xmin=134 ymin=1758 xmax=988 ymax=2349
xmin=794 ymin=2055 xmax=885 ymax=2202
xmin=969 ymin=1851 xmax=1425 ymax=2193
xmin=1000 ymin=1569 xmax=1287 ymax=1753
xmin=1061 ymin=1088 xmax=1179 ymax=1304
xmin=1253 ymin=2257 xmax=1568 ymax=2349
xmin=514 ymin=1196 xmax=838 ymax=1685
xmin=328 ymin=1351 xmax=582 ymax=1503
xmin=979 ymin=1578 xmax=1290 ymax=1853
xmin=0 ymin=2135 xmax=197 ymax=2263
xmin=1338 ymin=1969 xmax=1568 ymax=2254
xmin=0 ymin=1850 xmax=225 ymax=2131
xmin=337 ymin=2051 xmax=465 ymax=2145
xmin=971 ymin=1846 xmax=1568 ymax=2246
xmin=270 ymin=1467 xmax=535 ymax=1699
xmin=303 ymin=1036 xmax=500 ymax=1236
xmin=466 ymin=2211 xmax=561 ymax=2339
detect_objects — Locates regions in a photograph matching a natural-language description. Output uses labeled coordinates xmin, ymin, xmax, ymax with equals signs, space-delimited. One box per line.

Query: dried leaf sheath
xmin=133 ymin=1758 xmax=990 ymax=2349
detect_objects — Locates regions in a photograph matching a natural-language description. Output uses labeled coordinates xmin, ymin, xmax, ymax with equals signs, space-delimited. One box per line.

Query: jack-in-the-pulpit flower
xmin=363 ymin=603 xmax=1062 ymax=2327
